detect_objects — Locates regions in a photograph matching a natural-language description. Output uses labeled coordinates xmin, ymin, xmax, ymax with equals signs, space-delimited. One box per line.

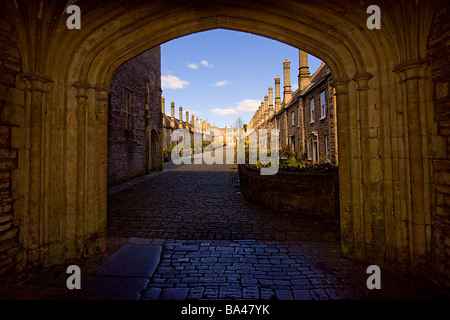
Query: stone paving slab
xmin=91 ymin=244 xmax=162 ymax=278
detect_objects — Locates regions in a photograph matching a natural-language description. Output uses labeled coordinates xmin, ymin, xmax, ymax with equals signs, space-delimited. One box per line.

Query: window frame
xmin=124 ymin=88 xmax=133 ymax=131
xmin=309 ymin=98 xmax=315 ymax=124
xmin=320 ymin=91 xmax=326 ymax=120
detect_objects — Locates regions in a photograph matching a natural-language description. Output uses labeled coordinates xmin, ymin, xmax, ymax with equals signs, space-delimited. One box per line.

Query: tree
xmin=234 ymin=116 xmax=245 ymax=129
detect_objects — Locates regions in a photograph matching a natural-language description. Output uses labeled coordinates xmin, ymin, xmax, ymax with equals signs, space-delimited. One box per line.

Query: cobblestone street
xmin=102 ymin=150 xmax=450 ymax=300
xmin=2 ymin=150 xmax=449 ymax=301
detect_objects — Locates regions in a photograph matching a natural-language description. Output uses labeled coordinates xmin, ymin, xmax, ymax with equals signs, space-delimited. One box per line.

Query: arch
xmin=0 ymin=0 xmax=444 ymax=282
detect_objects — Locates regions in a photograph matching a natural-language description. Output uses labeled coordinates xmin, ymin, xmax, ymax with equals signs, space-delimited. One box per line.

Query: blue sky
xmin=161 ymin=29 xmax=322 ymax=128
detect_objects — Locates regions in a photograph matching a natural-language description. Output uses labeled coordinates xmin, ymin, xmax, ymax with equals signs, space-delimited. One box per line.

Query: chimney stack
xmin=259 ymin=101 xmax=265 ymax=124
xmin=268 ymin=87 xmax=274 ymax=117
xmin=161 ymin=96 xmax=165 ymax=114
xmin=264 ymin=95 xmax=269 ymax=122
xmin=283 ymin=59 xmax=292 ymax=104
xmin=274 ymin=76 xmax=281 ymax=111
xmin=170 ymin=101 xmax=175 ymax=126
xmin=179 ymin=106 xmax=183 ymax=121
xmin=186 ymin=110 xmax=189 ymax=123
xmin=171 ymin=101 xmax=175 ymax=119
xmin=298 ymin=50 xmax=311 ymax=91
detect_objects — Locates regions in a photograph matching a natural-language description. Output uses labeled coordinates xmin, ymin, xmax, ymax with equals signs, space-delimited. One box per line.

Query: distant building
xmin=161 ymin=99 xmax=213 ymax=150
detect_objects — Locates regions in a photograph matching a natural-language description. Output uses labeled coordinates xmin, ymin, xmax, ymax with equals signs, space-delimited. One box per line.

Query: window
xmin=320 ymin=91 xmax=326 ymax=119
xmin=310 ymin=98 xmax=315 ymax=123
xmin=124 ymin=88 xmax=133 ymax=130
xmin=297 ymin=106 xmax=300 ymax=127
xmin=291 ymin=111 xmax=295 ymax=126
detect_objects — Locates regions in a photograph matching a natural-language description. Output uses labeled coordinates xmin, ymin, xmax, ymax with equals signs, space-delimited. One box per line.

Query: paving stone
xmin=310 ymin=288 xmax=330 ymax=300
xmin=142 ymin=287 xmax=162 ymax=300
xmin=261 ymin=288 xmax=276 ymax=300
xmin=293 ymin=290 xmax=312 ymax=300
xmin=159 ymin=288 xmax=190 ymax=300
xmin=91 ymin=244 xmax=161 ymax=278
xmin=275 ymin=289 xmax=294 ymax=300
xmin=204 ymin=287 xmax=219 ymax=299
xmin=187 ymin=287 xmax=205 ymax=300
xmin=219 ymin=286 xmax=242 ymax=299
xmin=174 ymin=245 xmax=199 ymax=252
xmin=181 ymin=277 xmax=199 ymax=284
xmin=243 ymin=286 xmax=260 ymax=299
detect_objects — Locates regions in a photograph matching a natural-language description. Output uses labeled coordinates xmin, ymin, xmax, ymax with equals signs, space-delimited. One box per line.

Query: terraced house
xmin=248 ymin=51 xmax=337 ymax=164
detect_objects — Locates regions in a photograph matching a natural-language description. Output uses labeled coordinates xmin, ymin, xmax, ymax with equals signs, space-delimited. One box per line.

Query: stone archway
xmin=0 ymin=0 xmax=447 ymax=284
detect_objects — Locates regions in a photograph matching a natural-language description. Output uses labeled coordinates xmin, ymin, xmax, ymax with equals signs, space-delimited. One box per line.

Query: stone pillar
xmin=274 ymin=76 xmax=281 ymax=112
xmin=72 ymin=81 xmax=91 ymax=255
xmin=330 ymin=78 xmax=352 ymax=257
xmin=20 ymin=73 xmax=53 ymax=265
xmin=353 ymin=73 xmax=383 ymax=263
xmin=394 ymin=60 xmax=432 ymax=275
xmin=268 ymin=87 xmax=274 ymax=117
xmin=93 ymin=84 xmax=109 ymax=253
xmin=283 ymin=59 xmax=292 ymax=104
xmin=298 ymin=50 xmax=311 ymax=91
xmin=264 ymin=95 xmax=269 ymax=122
xmin=186 ymin=110 xmax=189 ymax=125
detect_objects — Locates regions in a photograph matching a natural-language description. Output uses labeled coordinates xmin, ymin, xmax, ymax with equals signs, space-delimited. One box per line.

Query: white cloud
xmin=161 ymin=75 xmax=190 ymax=90
xmin=213 ymin=80 xmax=228 ymax=87
xmin=200 ymin=60 xmax=214 ymax=68
xmin=210 ymin=99 xmax=260 ymax=117
xmin=187 ymin=63 xmax=199 ymax=70
xmin=210 ymin=108 xmax=239 ymax=116
xmin=235 ymin=99 xmax=261 ymax=112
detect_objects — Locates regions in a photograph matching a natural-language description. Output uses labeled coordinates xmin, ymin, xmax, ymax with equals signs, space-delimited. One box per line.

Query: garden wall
xmin=238 ymin=164 xmax=339 ymax=218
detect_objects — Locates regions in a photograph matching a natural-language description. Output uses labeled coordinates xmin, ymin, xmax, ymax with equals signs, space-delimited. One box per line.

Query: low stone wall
xmin=238 ymin=164 xmax=339 ymax=218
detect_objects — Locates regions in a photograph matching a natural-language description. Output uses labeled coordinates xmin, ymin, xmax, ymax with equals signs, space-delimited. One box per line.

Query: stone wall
xmin=0 ymin=17 xmax=20 ymax=277
xmin=428 ymin=3 xmax=450 ymax=287
xmin=108 ymin=47 xmax=162 ymax=186
xmin=238 ymin=164 xmax=339 ymax=218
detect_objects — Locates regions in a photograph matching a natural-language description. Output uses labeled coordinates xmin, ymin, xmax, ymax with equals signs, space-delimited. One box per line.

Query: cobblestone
xmin=3 ymin=156 xmax=450 ymax=300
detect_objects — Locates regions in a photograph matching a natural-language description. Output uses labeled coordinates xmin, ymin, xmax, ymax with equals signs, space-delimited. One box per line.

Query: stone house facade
xmin=108 ymin=47 xmax=163 ymax=186
xmin=161 ymin=97 xmax=213 ymax=151
xmin=248 ymin=51 xmax=337 ymax=164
